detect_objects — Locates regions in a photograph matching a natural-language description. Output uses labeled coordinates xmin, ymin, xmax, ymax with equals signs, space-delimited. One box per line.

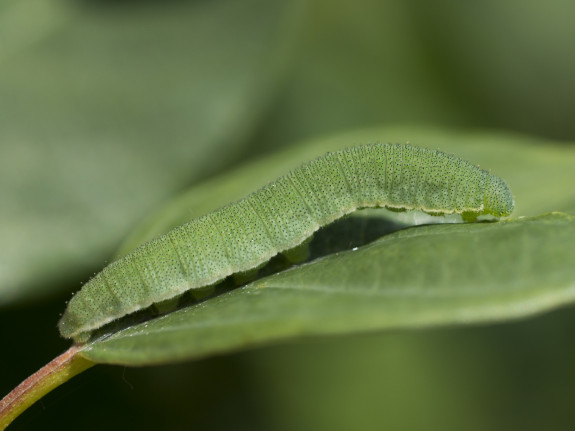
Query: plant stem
xmin=0 ymin=345 xmax=95 ymax=430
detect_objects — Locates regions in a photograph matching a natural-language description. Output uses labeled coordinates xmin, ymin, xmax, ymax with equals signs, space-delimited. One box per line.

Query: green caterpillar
xmin=59 ymin=143 xmax=514 ymax=342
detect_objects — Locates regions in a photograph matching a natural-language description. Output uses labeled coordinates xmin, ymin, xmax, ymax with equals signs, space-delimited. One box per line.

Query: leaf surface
xmin=83 ymin=213 xmax=575 ymax=365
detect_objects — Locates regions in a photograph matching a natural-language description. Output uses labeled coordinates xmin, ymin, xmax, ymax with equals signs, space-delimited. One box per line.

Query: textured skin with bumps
xmin=59 ymin=143 xmax=514 ymax=341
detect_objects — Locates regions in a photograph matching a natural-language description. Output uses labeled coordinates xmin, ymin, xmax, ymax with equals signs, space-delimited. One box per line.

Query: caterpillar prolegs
xmin=59 ymin=143 xmax=514 ymax=342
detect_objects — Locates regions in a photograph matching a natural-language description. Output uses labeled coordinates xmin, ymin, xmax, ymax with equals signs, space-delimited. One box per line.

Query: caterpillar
xmin=59 ymin=143 xmax=514 ymax=342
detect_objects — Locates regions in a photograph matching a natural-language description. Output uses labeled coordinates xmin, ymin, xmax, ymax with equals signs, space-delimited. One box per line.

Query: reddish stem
xmin=0 ymin=345 xmax=95 ymax=430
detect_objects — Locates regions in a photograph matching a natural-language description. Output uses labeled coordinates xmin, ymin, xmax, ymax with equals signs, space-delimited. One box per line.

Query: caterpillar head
xmin=483 ymin=174 xmax=514 ymax=217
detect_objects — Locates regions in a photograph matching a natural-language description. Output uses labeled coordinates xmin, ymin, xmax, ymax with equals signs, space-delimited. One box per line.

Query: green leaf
xmin=0 ymin=0 xmax=303 ymax=305
xmin=82 ymin=127 xmax=575 ymax=366
xmin=82 ymin=212 xmax=575 ymax=365
xmin=93 ymin=127 xmax=575 ymax=366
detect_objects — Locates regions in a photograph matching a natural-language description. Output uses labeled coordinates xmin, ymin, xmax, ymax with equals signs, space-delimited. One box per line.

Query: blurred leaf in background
xmin=0 ymin=0 xmax=304 ymax=304
xmin=1 ymin=1 xmax=575 ymax=431
xmin=254 ymin=0 xmax=575 ymax=149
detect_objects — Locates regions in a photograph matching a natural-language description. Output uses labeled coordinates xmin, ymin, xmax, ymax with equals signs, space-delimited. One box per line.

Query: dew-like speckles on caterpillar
xmin=59 ymin=143 xmax=514 ymax=342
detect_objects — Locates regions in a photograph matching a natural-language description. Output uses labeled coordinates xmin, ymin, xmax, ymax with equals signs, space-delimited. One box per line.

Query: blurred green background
xmin=1 ymin=0 xmax=575 ymax=430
